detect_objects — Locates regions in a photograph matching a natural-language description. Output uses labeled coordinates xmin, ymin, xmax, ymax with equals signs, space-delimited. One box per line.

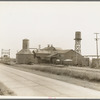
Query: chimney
xmin=48 ymin=44 xmax=50 ymax=47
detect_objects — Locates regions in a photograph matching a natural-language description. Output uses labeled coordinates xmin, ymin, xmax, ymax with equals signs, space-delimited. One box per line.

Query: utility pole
xmin=94 ymin=33 xmax=99 ymax=67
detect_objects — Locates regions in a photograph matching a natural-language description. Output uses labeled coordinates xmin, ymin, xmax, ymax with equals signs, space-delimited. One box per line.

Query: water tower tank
xmin=75 ymin=31 xmax=82 ymax=40
xmin=23 ymin=39 xmax=29 ymax=49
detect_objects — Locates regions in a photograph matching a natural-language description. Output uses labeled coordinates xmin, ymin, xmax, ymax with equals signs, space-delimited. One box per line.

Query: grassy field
xmin=10 ymin=63 xmax=100 ymax=82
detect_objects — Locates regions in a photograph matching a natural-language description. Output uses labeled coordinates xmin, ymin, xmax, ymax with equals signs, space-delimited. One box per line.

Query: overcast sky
xmin=0 ymin=1 xmax=100 ymax=58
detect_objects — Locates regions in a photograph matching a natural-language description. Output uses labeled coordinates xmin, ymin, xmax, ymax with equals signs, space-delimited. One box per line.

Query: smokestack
xmin=23 ymin=39 xmax=29 ymax=49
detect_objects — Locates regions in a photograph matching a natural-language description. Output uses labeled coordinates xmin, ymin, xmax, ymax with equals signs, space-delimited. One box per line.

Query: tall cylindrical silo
xmin=23 ymin=39 xmax=29 ymax=49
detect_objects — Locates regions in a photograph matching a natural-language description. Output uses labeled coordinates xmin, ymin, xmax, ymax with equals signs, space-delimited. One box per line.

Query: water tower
xmin=74 ymin=31 xmax=82 ymax=54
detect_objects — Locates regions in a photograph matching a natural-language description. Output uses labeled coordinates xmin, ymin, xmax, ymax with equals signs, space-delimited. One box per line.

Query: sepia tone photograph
xmin=0 ymin=1 xmax=100 ymax=99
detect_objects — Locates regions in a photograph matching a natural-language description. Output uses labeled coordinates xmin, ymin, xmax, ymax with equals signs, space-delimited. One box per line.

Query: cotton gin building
xmin=16 ymin=39 xmax=34 ymax=64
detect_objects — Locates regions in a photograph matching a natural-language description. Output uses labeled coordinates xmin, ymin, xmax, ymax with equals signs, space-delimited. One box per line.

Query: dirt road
xmin=0 ymin=63 xmax=100 ymax=98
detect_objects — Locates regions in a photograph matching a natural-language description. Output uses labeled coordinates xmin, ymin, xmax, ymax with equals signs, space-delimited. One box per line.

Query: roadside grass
xmin=10 ymin=63 xmax=100 ymax=82
xmin=0 ymin=82 xmax=15 ymax=96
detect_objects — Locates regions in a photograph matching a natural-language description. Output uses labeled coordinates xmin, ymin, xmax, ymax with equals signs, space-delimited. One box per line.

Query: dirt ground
xmin=5 ymin=63 xmax=100 ymax=92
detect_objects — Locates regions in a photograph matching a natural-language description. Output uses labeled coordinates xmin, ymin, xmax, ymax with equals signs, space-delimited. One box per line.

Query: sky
xmin=0 ymin=1 xmax=100 ymax=58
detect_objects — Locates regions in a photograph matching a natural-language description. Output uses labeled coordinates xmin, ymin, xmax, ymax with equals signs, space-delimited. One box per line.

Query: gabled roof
xmin=36 ymin=49 xmax=82 ymax=58
xmin=17 ymin=49 xmax=32 ymax=54
xmin=36 ymin=50 xmax=51 ymax=54
xmin=46 ymin=49 xmax=72 ymax=58
xmin=46 ymin=49 xmax=82 ymax=58
xmin=57 ymin=49 xmax=72 ymax=53
xmin=57 ymin=49 xmax=82 ymax=56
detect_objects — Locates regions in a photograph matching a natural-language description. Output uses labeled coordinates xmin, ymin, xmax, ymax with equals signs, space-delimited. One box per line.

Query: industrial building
xmin=16 ymin=31 xmax=90 ymax=66
xmin=33 ymin=31 xmax=89 ymax=66
xmin=16 ymin=39 xmax=34 ymax=64
xmin=46 ymin=49 xmax=87 ymax=66
xmin=35 ymin=45 xmax=89 ymax=66
xmin=35 ymin=45 xmax=62 ymax=63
